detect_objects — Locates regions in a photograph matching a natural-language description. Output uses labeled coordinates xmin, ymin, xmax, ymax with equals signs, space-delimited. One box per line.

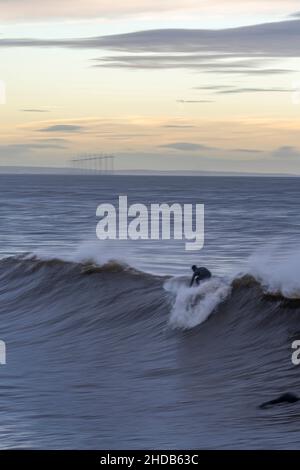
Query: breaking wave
xmin=2 ymin=243 xmax=300 ymax=333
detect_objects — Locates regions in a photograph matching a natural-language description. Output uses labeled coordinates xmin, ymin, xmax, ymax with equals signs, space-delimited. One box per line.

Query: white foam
xmin=164 ymin=276 xmax=231 ymax=329
xmin=246 ymin=246 xmax=300 ymax=299
xmin=68 ymin=240 xmax=130 ymax=266
xmin=32 ymin=239 xmax=132 ymax=268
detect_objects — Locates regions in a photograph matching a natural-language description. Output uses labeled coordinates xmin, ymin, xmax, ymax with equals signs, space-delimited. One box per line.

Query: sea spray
xmin=164 ymin=276 xmax=231 ymax=329
xmin=32 ymin=239 xmax=132 ymax=269
xmin=246 ymin=246 xmax=300 ymax=299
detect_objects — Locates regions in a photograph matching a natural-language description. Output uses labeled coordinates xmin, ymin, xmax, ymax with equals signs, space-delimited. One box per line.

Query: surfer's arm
xmin=190 ymin=274 xmax=196 ymax=287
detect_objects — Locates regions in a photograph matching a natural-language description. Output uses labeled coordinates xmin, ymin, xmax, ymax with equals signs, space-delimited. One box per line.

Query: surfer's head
xmin=192 ymin=265 xmax=197 ymax=272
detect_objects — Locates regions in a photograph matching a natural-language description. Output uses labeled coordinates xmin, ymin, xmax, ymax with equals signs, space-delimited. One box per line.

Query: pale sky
xmin=1 ymin=0 xmax=300 ymax=174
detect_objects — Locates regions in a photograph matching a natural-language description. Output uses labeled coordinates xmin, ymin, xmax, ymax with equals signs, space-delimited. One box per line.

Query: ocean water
xmin=1 ymin=174 xmax=300 ymax=449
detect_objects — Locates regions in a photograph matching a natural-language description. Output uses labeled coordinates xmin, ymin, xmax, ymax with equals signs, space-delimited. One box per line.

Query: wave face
xmin=2 ymin=251 xmax=300 ymax=449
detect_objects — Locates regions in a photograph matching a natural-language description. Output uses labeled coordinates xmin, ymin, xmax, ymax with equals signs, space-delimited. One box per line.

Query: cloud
xmin=1 ymin=19 xmax=299 ymax=74
xmin=91 ymin=20 xmax=300 ymax=57
xmin=162 ymin=124 xmax=196 ymax=128
xmin=177 ymin=99 xmax=213 ymax=103
xmin=272 ymin=146 xmax=300 ymax=158
xmin=92 ymin=54 xmax=291 ymax=74
xmin=194 ymin=85 xmax=291 ymax=94
xmin=160 ymin=142 xmax=214 ymax=151
xmin=159 ymin=139 xmax=267 ymax=155
xmin=194 ymin=85 xmax=234 ymax=91
xmin=232 ymin=148 xmax=263 ymax=154
xmin=20 ymin=108 xmax=50 ymax=113
xmin=221 ymin=87 xmax=290 ymax=94
xmin=0 ymin=19 xmax=298 ymax=58
xmin=209 ymin=68 xmax=291 ymax=75
xmin=92 ymin=54 xmax=263 ymax=71
xmin=38 ymin=125 xmax=83 ymax=133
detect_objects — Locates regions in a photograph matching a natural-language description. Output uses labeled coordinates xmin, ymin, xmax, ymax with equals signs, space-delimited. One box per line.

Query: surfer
xmin=259 ymin=393 xmax=300 ymax=409
xmin=190 ymin=265 xmax=212 ymax=287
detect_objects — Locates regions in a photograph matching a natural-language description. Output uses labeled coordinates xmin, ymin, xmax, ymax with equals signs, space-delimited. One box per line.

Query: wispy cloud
xmin=177 ymin=99 xmax=213 ymax=103
xmin=232 ymin=148 xmax=263 ymax=154
xmin=194 ymin=85 xmax=291 ymax=94
xmin=20 ymin=108 xmax=50 ymax=113
xmin=38 ymin=125 xmax=84 ymax=133
xmin=210 ymin=68 xmax=291 ymax=75
xmin=160 ymin=142 xmax=265 ymax=154
xmin=92 ymin=54 xmax=263 ymax=70
xmin=160 ymin=142 xmax=215 ymax=151
xmin=92 ymin=54 xmax=291 ymax=75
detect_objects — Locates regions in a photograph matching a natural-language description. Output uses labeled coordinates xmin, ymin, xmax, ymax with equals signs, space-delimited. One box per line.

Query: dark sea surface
xmin=1 ymin=174 xmax=300 ymax=449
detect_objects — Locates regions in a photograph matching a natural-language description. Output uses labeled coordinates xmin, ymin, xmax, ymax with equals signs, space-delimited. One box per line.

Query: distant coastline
xmin=0 ymin=166 xmax=297 ymax=178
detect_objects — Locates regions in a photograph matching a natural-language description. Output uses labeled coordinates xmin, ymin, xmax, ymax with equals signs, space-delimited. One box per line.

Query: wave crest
xmin=244 ymin=247 xmax=300 ymax=299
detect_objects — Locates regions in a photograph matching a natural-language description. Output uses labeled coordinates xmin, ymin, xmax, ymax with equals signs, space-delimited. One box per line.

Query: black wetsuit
xmin=259 ymin=393 xmax=300 ymax=409
xmin=190 ymin=267 xmax=212 ymax=287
